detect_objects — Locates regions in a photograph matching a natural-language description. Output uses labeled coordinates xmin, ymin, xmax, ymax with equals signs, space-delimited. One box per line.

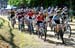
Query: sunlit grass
xmin=0 ymin=18 xmax=44 ymax=48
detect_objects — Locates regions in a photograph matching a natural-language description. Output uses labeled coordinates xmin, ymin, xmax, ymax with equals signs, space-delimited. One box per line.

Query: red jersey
xmin=37 ymin=15 xmax=44 ymax=21
xmin=27 ymin=11 xmax=34 ymax=17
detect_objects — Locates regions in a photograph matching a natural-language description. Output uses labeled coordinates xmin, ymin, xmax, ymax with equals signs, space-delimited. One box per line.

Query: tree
xmin=8 ymin=0 xmax=28 ymax=7
xmin=8 ymin=0 xmax=20 ymax=6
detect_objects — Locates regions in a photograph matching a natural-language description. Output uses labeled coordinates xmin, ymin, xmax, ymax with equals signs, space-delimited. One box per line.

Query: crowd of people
xmin=8 ymin=6 xmax=69 ymax=44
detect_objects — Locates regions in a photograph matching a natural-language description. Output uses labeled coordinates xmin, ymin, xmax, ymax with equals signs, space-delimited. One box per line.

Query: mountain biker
xmin=36 ymin=12 xmax=44 ymax=32
xmin=9 ymin=9 xmax=16 ymax=28
xmin=17 ymin=9 xmax=25 ymax=30
xmin=10 ymin=9 xmax=15 ymax=19
xmin=27 ymin=9 xmax=34 ymax=34
xmin=52 ymin=9 xmax=65 ymax=44
xmin=48 ymin=8 xmax=55 ymax=30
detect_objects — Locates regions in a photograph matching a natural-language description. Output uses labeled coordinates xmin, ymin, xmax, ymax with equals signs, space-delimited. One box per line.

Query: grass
xmin=0 ymin=18 xmax=46 ymax=48
xmin=0 ymin=16 xmax=75 ymax=48
xmin=0 ymin=18 xmax=4 ymax=28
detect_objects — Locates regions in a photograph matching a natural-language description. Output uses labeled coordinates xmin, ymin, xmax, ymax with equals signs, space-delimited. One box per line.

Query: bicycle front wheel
xmin=64 ymin=25 xmax=71 ymax=38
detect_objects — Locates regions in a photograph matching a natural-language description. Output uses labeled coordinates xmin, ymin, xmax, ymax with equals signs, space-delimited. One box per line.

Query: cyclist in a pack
xmin=27 ymin=10 xmax=34 ymax=19
xmin=36 ymin=12 xmax=44 ymax=31
xmin=52 ymin=10 xmax=65 ymax=44
xmin=17 ymin=9 xmax=25 ymax=30
xmin=10 ymin=9 xmax=15 ymax=19
xmin=27 ymin=9 xmax=34 ymax=34
xmin=53 ymin=12 xmax=60 ymax=24
xmin=9 ymin=9 xmax=16 ymax=28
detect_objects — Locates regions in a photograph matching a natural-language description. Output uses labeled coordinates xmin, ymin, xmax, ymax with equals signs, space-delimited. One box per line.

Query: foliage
xmin=8 ymin=0 xmax=19 ymax=6
xmin=8 ymin=0 xmax=28 ymax=7
xmin=8 ymin=0 xmax=75 ymax=10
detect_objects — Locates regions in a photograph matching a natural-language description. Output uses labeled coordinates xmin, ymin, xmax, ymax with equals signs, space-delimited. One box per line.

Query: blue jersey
xmin=53 ymin=15 xmax=59 ymax=20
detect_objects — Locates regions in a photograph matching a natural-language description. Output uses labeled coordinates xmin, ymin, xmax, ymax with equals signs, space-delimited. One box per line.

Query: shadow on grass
xmin=71 ymin=21 xmax=75 ymax=23
xmin=0 ymin=18 xmax=5 ymax=28
xmin=44 ymin=35 xmax=75 ymax=47
xmin=63 ymin=38 xmax=75 ymax=47
xmin=71 ymin=29 xmax=75 ymax=31
xmin=44 ymin=38 xmax=75 ymax=48
xmin=0 ymin=22 xmax=19 ymax=48
xmin=45 ymin=39 xmax=61 ymax=44
xmin=0 ymin=22 xmax=3 ymax=28
xmin=0 ymin=18 xmax=5 ymax=23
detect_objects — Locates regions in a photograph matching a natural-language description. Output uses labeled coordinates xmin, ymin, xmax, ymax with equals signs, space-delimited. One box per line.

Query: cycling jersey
xmin=36 ymin=15 xmax=44 ymax=26
xmin=28 ymin=11 xmax=34 ymax=19
xmin=53 ymin=15 xmax=59 ymax=20
xmin=37 ymin=15 xmax=44 ymax=22
xmin=52 ymin=15 xmax=60 ymax=24
xmin=10 ymin=11 xmax=15 ymax=18
xmin=17 ymin=13 xmax=22 ymax=20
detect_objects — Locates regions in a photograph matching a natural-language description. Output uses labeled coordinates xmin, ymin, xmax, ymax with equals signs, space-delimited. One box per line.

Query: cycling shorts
xmin=36 ymin=21 xmax=43 ymax=26
xmin=54 ymin=19 xmax=60 ymax=24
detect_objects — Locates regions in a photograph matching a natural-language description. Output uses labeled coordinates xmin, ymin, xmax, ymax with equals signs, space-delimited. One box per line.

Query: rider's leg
xmin=56 ymin=24 xmax=60 ymax=32
xmin=44 ymin=27 xmax=47 ymax=41
xmin=31 ymin=23 xmax=34 ymax=34
xmin=21 ymin=23 xmax=24 ymax=31
xmin=11 ymin=19 xmax=14 ymax=28
xmin=38 ymin=23 xmax=40 ymax=37
xmin=38 ymin=22 xmax=41 ymax=37
xmin=13 ymin=19 xmax=16 ymax=28
xmin=18 ymin=22 xmax=20 ymax=30
xmin=54 ymin=24 xmax=60 ymax=39
xmin=28 ymin=24 xmax=32 ymax=34
xmin=35 ymin=25 xmax=38 ymax=34
xmin=44 ymin=22 xmax=47 ymax=41
xmin=59 ymin=29 xmax=65 ymax=44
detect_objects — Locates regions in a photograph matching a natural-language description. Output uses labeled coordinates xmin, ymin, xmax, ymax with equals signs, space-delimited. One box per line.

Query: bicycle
xmin=38 ymin=22 xmax=47 ymax=41
xmin=54 ymin=23 xmax=65 ymax=44
xmin=53 ymin=21 xmax=71 ymax=44
xmin=61 ymin=17 xmax=72 ymax=38
xmin=63 ymin=22 xmax=71 ymax=38
xmin=19 ymin=17 xmax=25 ymax=31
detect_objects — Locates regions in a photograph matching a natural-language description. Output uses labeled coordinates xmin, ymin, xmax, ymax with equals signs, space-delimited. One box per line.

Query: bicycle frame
xmin=38 ymin=23 xmax=45 ymax=38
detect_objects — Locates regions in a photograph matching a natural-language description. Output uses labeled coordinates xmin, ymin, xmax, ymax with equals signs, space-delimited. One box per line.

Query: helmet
xmin=56 ymin=10 xmax=60 ymax=13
